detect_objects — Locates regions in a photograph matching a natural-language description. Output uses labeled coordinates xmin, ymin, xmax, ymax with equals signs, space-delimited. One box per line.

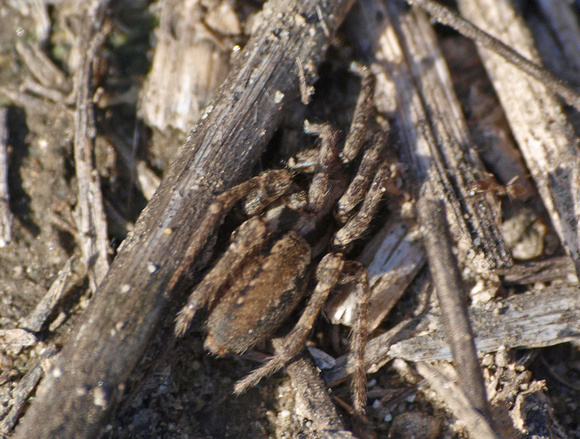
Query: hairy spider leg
xmin=341 ymin=72 xmax=376 ymax=164
xmin=233 ymin=125 xmax=389 ymax=416
xmin=304 ymin=123 xmax=340 ymax=213
xmin=333 ymin=160 xmax=392 ymax=252
xmin=173 ymin=169 xmax=292 ymax=334
xmin=175 ymin=217 xmax=269 ymax=336
xmin=336 ymin=130 xmax=388 ymax=224
xmin=345 ymin=261 xmax=370 ymax=418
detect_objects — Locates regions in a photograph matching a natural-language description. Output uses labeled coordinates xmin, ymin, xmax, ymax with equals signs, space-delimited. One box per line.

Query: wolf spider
xmin=175 ymin=74 xmax=392 ymax=415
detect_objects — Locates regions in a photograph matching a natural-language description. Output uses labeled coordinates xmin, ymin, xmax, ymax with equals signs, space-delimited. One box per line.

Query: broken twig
xmin=325 ymin=283 xmax=580 ymax=385
xmin=417 ymin=198 xmax=490 ymax=419
xmin=18 ymin=258 xmax=73 ymax=333
xmin=0 ymin=107 xmax=12 ymax=247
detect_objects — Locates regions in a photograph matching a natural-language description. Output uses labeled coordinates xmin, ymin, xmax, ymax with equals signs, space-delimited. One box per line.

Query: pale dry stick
xmin=458 ymin=0 xmax=580 ymax=277
xmin=408 ymin=0 xmax=580 ymax=110
xmin=13 ymin=1 xmax=356 ymax=437
xmin=416 ymin=362 xmax=498 ymax=439
xmin=296 ymin=57 xmax=314 ymax=105
xmin=417 ymin=198 xmax=490 ymax=419
xmin=0 ymin=108 xmax=12 ymax=247
xmin=19 ymin=258 xmax=73 ymax=333
xmin=14 ymin=40 xmax=71 ymax=95
xmin=72 ymin=4 xmax=110 ymax=293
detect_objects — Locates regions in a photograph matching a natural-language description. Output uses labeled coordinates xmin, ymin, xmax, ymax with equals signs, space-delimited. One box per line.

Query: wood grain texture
xmin=458 ymin=0 xmax=580 ymax=276
xmin=324 ymin=283 xmax=580 ymax=385
xmin=354 ymin=0 xmax=513 ymax=271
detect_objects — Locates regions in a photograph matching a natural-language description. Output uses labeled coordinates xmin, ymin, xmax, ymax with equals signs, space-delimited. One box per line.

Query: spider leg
xmin=340 ymin=72 xmax=376 ymax=164
xmin=343 ymin=261 xmax=370 ymax=418
xmin=175 ymin=217 xmax=269 ymax=336
xmin=303 ymin=122 xmax=340 ymax=213
xmin=174 ymin=169 xmax=292 ymax=335
xmin=234 ymin=252 xmax=345 ymax=394
xmin=335 ymin=130 xmax=388 ymax=224
xmin=332 ymin=161 xmax=393 ymax=252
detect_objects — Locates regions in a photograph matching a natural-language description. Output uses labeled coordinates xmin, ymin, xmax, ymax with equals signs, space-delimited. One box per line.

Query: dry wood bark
xmin=357 ymin=0 xmax=512 ymax=272
xmin=457 ymin=0 xmax=580 ymax=276
xmin=139 ymin=0 xmax=234 ymax=134
xmin=0 ymin=345 xmax=57 ymax=436
xmin=324 ymin=283 xmax=580 ymax=386
xmin=18 ymin=258 xmax=73 ymax=333
xmin=511 ymin=380 xmax=568 ymax=438
xmin=71 ymin=3 xmax=110 ymax=293
xmin=13 ymin=0 xmax=355 ymax=437
xmin=500 ymin=256 xmax=576 ymax=285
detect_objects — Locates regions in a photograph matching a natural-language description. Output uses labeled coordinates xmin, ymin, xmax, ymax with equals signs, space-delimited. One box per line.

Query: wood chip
xmin=325 ymin=284 xmax=580 ymax=385
xmin=0 ymin=329 xmax=37 ymax=356
xmin=139 ymin=0 xmax=232 ymax=133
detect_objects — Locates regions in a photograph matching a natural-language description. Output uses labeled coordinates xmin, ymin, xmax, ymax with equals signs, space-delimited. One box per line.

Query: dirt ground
xmin=0 ymin=0 xmax=580 ymax=438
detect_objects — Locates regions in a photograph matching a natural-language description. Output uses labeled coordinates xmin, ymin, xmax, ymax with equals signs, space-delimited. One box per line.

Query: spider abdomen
xmin=204 ymin=231 xmax=311 ymax=355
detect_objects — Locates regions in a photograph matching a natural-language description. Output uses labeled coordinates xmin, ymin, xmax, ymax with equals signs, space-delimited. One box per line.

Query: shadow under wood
xmin=6 ymin=107 xmax=38 ymax=236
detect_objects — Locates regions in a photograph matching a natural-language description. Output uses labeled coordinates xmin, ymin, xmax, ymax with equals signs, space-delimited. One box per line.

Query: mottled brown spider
xmin=174 ymin=73 xmax=393 ymax=415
